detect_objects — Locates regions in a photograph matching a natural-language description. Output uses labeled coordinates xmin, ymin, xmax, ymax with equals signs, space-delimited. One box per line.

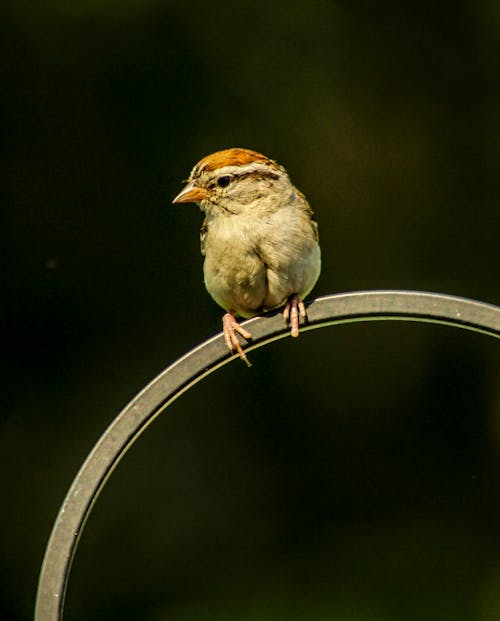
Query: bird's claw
xmin=222 ymin=312 xmax=252 ymax=367
xmin=283 ymin=295 xmax=307 ymax=337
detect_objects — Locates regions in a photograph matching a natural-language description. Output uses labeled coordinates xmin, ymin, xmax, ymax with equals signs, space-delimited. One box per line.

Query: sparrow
xmin=173 ymin=148 xmax=321 ymax=365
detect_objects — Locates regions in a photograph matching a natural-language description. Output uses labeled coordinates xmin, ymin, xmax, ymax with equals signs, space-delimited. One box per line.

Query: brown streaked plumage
xmin=173 ymin=147 xmax=321 ymax=366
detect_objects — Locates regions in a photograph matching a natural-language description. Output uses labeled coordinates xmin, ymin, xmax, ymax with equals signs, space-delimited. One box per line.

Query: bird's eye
xmin=217 ymin=175 xmax=232 ymax=188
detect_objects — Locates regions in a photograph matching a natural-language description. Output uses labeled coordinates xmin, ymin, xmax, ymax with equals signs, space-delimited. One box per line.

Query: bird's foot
xmin=283 ymin=295 xmax=307 ymax=337
xmin=222 ymin=312 xmax=252 ymax=367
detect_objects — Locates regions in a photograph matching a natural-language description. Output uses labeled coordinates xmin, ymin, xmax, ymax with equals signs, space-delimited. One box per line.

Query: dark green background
xmin=2 ymin=1 xmax=499 ymax=620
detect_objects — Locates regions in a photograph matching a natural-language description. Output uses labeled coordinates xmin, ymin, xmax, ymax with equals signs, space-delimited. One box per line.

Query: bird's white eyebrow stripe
xmin=196 ymin=162 xmax=280 ymax=179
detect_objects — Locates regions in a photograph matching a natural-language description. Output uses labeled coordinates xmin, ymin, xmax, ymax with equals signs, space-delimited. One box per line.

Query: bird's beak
xmin=172 ymin=182 xmax=208 ymax=204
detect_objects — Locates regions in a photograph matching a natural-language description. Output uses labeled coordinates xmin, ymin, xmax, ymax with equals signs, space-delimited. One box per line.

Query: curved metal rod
xmin=35 ymin=290 xmax=500 ymax=620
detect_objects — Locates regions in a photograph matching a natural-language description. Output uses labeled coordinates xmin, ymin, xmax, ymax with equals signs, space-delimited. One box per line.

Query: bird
xmin=172 ymin=148 xmax=321 ymax=366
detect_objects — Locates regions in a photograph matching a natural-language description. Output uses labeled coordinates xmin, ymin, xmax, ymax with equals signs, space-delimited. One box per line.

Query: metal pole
xmin=34 ymin=290 xmax=500 ymax=620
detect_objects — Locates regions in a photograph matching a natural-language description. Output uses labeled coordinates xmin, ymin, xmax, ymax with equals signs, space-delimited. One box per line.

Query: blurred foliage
xmin=1 ymin=1 xmax=499 ymax=620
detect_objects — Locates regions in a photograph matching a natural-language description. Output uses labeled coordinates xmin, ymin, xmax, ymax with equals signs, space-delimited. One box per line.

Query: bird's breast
xmin=202 ymin=209 xmax=320 ymax=317
xmin=202 ymin=217 xmax=267 ymax=316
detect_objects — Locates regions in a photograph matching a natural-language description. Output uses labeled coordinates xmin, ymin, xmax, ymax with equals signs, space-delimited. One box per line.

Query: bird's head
xmin=172 ymin=148 xmax=290 ymax=216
